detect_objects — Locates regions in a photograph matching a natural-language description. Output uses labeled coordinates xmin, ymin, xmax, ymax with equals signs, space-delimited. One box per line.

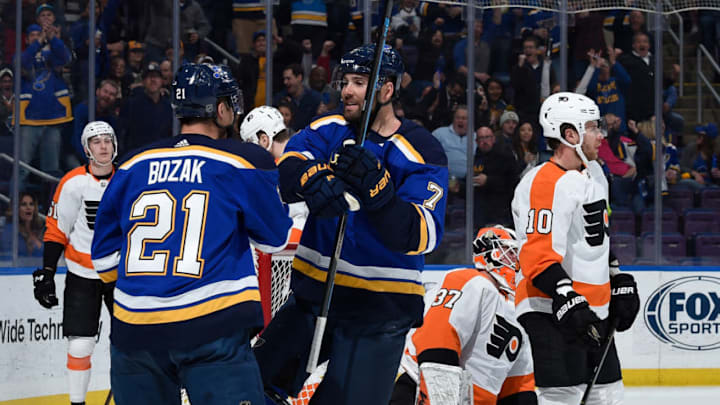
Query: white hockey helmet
xmin=81 ymin=120 xmax=117 ymax=166
xmin=239 ymin=106 xmax=286 ymax=149
xmin=539 ymin=92 xmax=600 ymax=166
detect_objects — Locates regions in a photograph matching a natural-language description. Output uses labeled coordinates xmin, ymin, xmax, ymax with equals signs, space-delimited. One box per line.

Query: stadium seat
xmin=694 ymin=233 xmax=720 ymax=257
xmin=665 ymin=187 xmax=694 ymax=214
xmin=640 ymin=208 xmax=679 ymax=234
xmin=640 ymin=232 xmax=686 ymax=257
xmin=610 ymin=233 xmax=637 ymax=264
xmin=609 ymin=208 xmax=636 ymax=235
xmin=699 ymin=188 xmax=720 ymax=209
xmin=682 ymin=208 xmax=720 ymax=236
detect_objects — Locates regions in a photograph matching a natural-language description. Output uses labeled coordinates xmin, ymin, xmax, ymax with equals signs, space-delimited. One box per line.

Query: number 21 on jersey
xmin=525 ymin=208 xmax=553 ymax=234
xmin=126 ymin=190 xmax=209 ymax=278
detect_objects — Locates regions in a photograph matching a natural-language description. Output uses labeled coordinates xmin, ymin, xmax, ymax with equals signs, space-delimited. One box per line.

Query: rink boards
xmin=1 ymin=265 xmax=720 ymax=403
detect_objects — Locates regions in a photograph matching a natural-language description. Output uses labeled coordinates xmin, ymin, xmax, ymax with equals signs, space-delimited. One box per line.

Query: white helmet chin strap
xmin=557 ymin=130 xmax=592 ymax=172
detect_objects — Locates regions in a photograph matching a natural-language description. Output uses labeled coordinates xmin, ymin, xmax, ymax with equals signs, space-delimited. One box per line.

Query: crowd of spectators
xmin=0 ymin=0 xmax=719 ymax=262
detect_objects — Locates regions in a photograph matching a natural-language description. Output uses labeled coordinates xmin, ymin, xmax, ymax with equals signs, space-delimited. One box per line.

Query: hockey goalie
xmin=391 ymin=226 xmax=537 ymax=405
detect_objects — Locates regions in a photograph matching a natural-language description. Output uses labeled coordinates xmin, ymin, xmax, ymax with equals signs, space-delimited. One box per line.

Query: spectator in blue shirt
xmin=432 ymin=105 xmax=473 ymax=185
xmin=663 ymin=65 xmax=684 ymax=144
xmin=453 ymin=20 xmax=491 ymax=85
xmin=586 ymin=48 xmax=631 ymax=130
xmin=18 ymin=23 xmax=73 ymax=183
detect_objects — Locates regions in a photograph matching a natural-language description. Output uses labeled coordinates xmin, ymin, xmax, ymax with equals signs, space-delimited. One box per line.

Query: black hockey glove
xmin=32 ymin=267 xmax=58 ymax=309
xmin=609 ymin=273 xmax=640 ymax=332
xmin=299 ymin=161 xmax=359 ymax=218
xmin=550 ymin=279 xmax=603 ymax=349
xmin=330 ymin=143 xmax=395 ymax=211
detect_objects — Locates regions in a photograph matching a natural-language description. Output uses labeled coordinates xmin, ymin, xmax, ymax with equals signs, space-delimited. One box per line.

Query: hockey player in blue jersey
xmin=254 ymin=44 xmax=449 ymax=405
xmin=91 ymin=63 xmax=292 ymax=405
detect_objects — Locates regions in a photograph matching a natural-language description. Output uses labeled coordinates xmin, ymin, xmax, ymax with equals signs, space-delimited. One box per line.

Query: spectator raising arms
xmin=19 ymin=23 xmax=73 ymax=183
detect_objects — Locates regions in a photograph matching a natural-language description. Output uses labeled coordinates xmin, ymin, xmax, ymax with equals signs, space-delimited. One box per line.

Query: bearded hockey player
xmin=511 ymin=92 xmax=640 ymax=405
xmin=391 ymin=226 xmax=537 ymax=405
xmin=32 ymin=121 xmax=117 ymax=405
xmin=254 ymin=44 xmax=449 ymax=405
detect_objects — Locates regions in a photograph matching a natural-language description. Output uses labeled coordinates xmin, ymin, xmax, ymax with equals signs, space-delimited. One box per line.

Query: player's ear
xmin=380 ymin=81 xmax=394 ymax=104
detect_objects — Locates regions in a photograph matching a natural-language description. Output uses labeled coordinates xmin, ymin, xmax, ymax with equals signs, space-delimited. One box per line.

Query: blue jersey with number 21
xmin=91 ymin=134 xmax=292 ymax=350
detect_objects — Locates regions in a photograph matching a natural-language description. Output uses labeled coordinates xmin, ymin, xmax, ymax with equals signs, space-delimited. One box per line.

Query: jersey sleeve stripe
xmin=389 ymin=135 xmax=426 ymax=164
xmin=309 ymin=114 xmax=347 ymax=130
xmin=292 ymin=255 xmax=425 ymax=295
xmin=419 ymin=205 xmax=438 ymax=254
xmin=113 ymin=289 xmax=260 ymax=325
xmin=406 ymin=203 xmax=429 ymax=255
xmin=277 ymin=151 xmax=309 ymax=165
xmin=518 ymin=163 xmax=565 ymax=281
xmin=119 ymin=146 xmax=255 ymax=170
xmin=498 ymin=373 xmax=536 ymax=399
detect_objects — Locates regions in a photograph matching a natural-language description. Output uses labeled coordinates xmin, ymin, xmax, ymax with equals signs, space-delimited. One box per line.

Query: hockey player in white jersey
xmin=391 ymin=226 xmax=537 ymax=405
xmin=240 ymin=105 xmax=307 ymax=245
xmin=511 ymin=93 xmax=640 ymax=405
xmin=32 ymin=121 xmax=117 ymax=405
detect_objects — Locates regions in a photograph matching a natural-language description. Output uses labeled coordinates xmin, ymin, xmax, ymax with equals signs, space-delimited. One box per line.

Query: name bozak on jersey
xmin=402 ymin=269 xmax=535 ymax=404
xmin=511 ymin=160 xmax=610 ymax=319
xmin=45 ymin=165 xmax=113 ymax=279
xmin=91 ymin=134 xmax=292 ymax=350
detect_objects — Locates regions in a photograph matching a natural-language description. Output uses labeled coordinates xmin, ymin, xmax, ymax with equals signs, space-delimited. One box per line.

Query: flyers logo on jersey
xmin=582 ymin=200 xmax=609 ymax=247
xmin=84 ymin=200 xmax=100 ymax=230
xmin=486 ymin=314 xmax=522 ymax=362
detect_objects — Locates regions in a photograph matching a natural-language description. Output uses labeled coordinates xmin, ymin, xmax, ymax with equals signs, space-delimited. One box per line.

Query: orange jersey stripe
xmin=473 ymin=384 xmax=498 ymax=405
xmin=519 ymin=162 xmax=565 ymax=281
xmin=65 ymin=243 xmax=94 ymax=269
xmin=413 ymin=269 xmax=477 ymax=356
xmin=516 ymin=278 xmax=611 ymax=307
xmin=498 ymin=373 xmax=535 ymax=400
xmin=289 ymin=228 xmax=303 ymax=245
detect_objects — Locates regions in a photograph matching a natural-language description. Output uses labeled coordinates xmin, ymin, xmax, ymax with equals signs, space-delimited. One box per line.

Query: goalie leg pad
xmin=416 ymin=362 xmax=473 ymax=405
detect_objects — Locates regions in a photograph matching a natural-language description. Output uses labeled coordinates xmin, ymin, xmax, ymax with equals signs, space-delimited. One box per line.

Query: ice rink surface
xmin=625 ymin=386 xmax=720 ymax=404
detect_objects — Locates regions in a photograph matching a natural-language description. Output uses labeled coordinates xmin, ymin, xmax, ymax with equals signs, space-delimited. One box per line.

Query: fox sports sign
xmin=644 ymin=275 xmax=720 ymax=351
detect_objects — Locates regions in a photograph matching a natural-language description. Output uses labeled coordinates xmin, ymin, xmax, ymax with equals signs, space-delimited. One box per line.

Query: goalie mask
xmin=81 ymin=120 xmax=117 ymax=166
xmin=473 ymin=225 xmax=519 ymax=295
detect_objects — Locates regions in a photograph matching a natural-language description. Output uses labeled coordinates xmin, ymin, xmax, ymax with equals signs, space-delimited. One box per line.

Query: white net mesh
xmin=253 ymin=246 xmax=325 ymax=403
xmin=417 ymin=0 xmax=720 ymax=14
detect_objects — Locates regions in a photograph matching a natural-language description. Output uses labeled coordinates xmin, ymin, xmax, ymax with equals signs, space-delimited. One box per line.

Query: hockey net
xmin=254 ymin=244 xmax=326 ymax=405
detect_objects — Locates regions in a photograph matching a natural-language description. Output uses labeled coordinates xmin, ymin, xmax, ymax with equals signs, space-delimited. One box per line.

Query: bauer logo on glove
xmin=300 ymin=163 xmax=331 ymax=188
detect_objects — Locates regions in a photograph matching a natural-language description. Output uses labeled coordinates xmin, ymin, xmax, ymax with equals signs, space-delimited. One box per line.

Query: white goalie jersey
xmin=400 ymin=268 xmax=535 ymax=404
xmin=45 ymin=165 xmax=113 ymax=279
xmin=511 ymin=160 xmax=611 ymax=319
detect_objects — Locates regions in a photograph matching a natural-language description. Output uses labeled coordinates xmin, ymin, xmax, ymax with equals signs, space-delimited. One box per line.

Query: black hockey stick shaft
xmin=306 ymin=0 xmax=395 ymax=374
xmin=104 ymin=389 xmax=112 ymax=405
xmin=580 ymin=318 xmax=620 ymax=405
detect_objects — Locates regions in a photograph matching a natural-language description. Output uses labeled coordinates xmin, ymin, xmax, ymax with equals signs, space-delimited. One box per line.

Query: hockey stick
xmin=579 ymin=318 xmax=620 ymax=405
xmin=305 ymin=0 xmax=396 ymax=374
xmin=104 ymin=389 xmax=112 ymax=405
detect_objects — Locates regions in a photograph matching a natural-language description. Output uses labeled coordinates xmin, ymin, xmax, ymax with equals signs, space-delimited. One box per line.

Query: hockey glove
xmin=329 ymin=143 xmax=395 ymax=211
xmin=299 ymin=161 xmax=359 ymax=218
xmin=32 ymin=268 xmax=58 ymax=309
xmin=550 ymin=279 xmax=603 ymax=349
xmin=609 ymin=273 xmax=640 ymax=332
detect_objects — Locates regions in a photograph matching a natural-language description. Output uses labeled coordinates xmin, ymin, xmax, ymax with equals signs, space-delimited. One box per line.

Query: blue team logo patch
xmin=644 ymin=276 xmax=720 ymax=351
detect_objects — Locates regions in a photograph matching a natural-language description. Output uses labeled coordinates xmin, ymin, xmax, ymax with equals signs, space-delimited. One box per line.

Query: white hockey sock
xmin=67 ymin=336 xmax=96 ymax=403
